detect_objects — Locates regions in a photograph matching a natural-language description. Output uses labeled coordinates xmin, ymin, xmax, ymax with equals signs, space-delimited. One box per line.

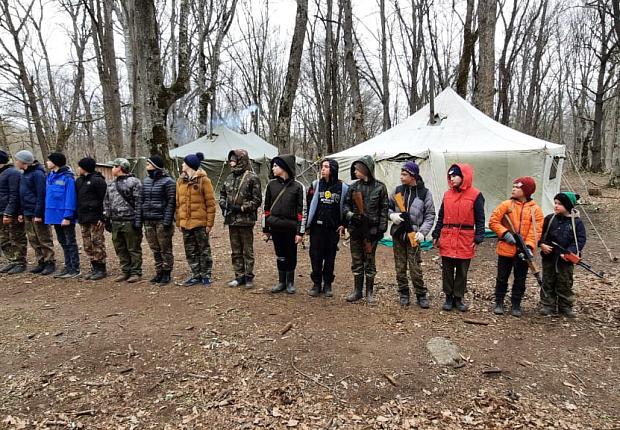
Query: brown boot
xmin=126 ymin=275 xmax=142 ymax=283
xmin=114 ymin=273 xmax=129 ymax=282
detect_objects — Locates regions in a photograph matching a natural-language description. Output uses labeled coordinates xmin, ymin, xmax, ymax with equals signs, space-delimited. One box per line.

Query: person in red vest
xmin=431 ymin=163 xmax=485 ymax=312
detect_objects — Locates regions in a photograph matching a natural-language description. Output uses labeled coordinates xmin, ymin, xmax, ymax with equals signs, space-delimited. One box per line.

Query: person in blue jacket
xmin=14 ymin=150 xmax=56 ymax=275
xmin=0 ymin=150 xmax=27 ymax=274
xmin=45 ymin=152 xmax=80 ymax=278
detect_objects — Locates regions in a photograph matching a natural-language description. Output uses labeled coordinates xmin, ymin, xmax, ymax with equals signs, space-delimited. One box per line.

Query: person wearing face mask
xmin=219 ymin=150 xmax=262 ymax=289
xmin=141 ymin=155 xmax=176 ymax=285
xmin=431 ymin=164 xmax=485 ymax=312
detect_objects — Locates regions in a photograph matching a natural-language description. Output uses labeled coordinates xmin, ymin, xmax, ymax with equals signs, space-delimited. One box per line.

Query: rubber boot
xmin=323 ymin=283 xmax=333 ymax=298
xmin=399 ymin=288 xmax=410 ymax=307
xmin=416 ymin=293 xmax=430 ymax=309
xmin=559 ymin=306 xmax=576 ymax=318
xmin=89 ymin=262 xmax=107 ymax=281
xmin=150 ymin=272 xmax=163 ymax=284
xmin=494 ymin=299 xmax=505 ymax=315
xmin=84 ymin=262 xmax=96 ymax=280
xmin=308 ymin=283 xmax=321 ymax=297
xmin=454 ymin=296 xmax=469 ymax=312
xmin=40 ymin=262 xmax=56 ymax=276
xmin=271 ymin=270 xmax=287 ymax=293
xmin=365 ymin=277 xmax=375 ymax=305
xmin=346 ymin=275 xmax=364 ymax=302
xmin=510 ymin=300 xmax=523 ymax=317
xmin=158 ymin=270 xmax=171 ymax=285
xmin=286 ymin=271 xmax=296 ymax=294
xmin=442 ymin=294 xmax=454 ymax=311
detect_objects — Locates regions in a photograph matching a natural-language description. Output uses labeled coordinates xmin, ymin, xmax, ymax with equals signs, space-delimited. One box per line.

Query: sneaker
xmin=126 ymin=275 xmax=142 ymax=283
xmin=40 ymin=263 xmax=56 ymax=276
xmin=7 ymin=264 xmax=26 ymax=274
xmin=202 ymin=276 xmax=212 ymax=287
xmin=227 ymin=277 xmax=245 ymax=288
xmin=0 ymin=262 xmax=16 ymax=273
xmin=53 ymin=269 xmax=70 ymax=278
xmin=416 ymin=294 xmax=430 ymax=309
xmin=58 ymin=271 xmax=81 ymax=279
xmin=183 ymin=276 xmax=202 ymax=287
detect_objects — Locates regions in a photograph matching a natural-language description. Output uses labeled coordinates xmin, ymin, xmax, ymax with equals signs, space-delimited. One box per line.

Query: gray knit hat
xmin=15 ymin=150 xmax=34 ymax=165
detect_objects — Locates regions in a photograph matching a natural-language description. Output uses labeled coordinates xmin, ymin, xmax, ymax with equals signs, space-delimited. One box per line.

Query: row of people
xmin=0 ymin=149 xmax=586 ymax=316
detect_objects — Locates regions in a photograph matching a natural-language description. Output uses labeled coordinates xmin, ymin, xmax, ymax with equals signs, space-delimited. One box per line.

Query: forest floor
xmin=1 ymin=172 xmax=619 ymax=429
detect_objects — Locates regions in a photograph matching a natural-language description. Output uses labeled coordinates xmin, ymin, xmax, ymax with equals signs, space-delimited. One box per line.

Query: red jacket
xmin=436 ymin=163 xmax=483 ymax=259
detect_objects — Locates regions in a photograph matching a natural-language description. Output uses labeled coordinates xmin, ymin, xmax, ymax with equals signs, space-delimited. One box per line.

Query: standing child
xmin=488 ymin=177 xmax=544 ymax=317
xmin=538 ymin=192 xmax=586 ymax=318
xmin=262 ymin=155 xmax=306 ymax=295
xmin=0 ymin=150 xmax=27 ymax=274
xmin=432 ymin=164 xmax=485 ymax=312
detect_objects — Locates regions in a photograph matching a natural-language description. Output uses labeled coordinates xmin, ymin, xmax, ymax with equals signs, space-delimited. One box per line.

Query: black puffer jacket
xmin=141 ymin=170 xmax=176 ymax=225
xmin=343 ymin=155 xmax=389 ymax=239
xmin=0 ymin=165 xmax=21 ymax=216
xmin=76 ymin=171 xmax=107 ymax=224
xmin=262 ymin=154 xmax=307 ymax=235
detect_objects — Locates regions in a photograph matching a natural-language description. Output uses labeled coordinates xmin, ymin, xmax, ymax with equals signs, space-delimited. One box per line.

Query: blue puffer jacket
xmin=44 ymin=166 xmax=77 ymax=224
xmin=539 ymin=212 xmax=586 ymax=264
xmin=20 ymin=162 xmax=46 ymax=218
xmin=0 ymin=165 xmax=21 ymax=216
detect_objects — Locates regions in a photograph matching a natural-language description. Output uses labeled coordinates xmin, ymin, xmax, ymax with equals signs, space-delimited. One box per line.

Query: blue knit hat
xmin=401 ymin=160 xmax=419 ymax=177
xmin=184 ymin=152 xmax=204 ymax=170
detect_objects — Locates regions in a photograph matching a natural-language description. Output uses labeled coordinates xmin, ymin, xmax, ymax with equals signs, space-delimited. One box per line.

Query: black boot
xmin=494 ymin=299 xmax=505 ymax=315
xmin=416 ymin=293 xmax=430 ymax=309
xmin=559 ymin=306 xmax=576 ymax=318
xmin=510 ymin=300 xmax=522 ymax=317
xmin=399 ymin=288 xmax=410 ymax=307
xmin=286 ymin=271 xmax=296 ymax=294
xmin=40 ymin=262 xmax=56 ymax=276
xmin=365 ymin=277 xmax=375 ymax=305
xmin=308 ymin=283 xmax=321 ymax=297
xmin=90 ymin=262 xmax=107 ymax=281
xmin=454 ymin=296 xmax=469 ymax=312
xmin=29 ymin=263 xmax=45 ymax=274
xmin=442 ymin=294 xmax=454 ymax=311
xmin=271 ymin=270 xmax=287 ymax=293
xmin=159 ymin=270 xmax=171 ymax=285
xmin=539 ymin=305 xmax=554 ymax=316
xmin=84 ymin=262 xmax=96 ymax=280
xmin=346 ymin=275 xmax=364 ymax=302
xmin=323 ymin=283 xmax=333 ymax=298
xmin=150 ymin=272 xmax=163 ymax=284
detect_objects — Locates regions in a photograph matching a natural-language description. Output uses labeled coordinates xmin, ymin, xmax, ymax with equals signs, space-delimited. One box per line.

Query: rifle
xmin=352 ymin=191 xmax=373 ymax=253
xmin=393 ymin=193 xmax=417 ymax=247
xmin=503 ymin=214 xmax=544 ymax=288
xmin=550 ymin=241 xmax=605 ymax=278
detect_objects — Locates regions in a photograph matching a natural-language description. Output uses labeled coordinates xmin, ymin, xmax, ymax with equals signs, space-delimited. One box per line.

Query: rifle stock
xmin=352 ymin=191 xmax=373 ymax=254
xmin=550 ymin=241 xmax=605 ymax=278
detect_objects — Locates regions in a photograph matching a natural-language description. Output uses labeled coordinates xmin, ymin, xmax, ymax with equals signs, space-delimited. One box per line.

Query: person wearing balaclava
xmin=142 ymin=155 xmax=176 ymax=285
xmin=489 ymin=177 xmax=544 ymax=317
xmin=219 ymin=150 xmax=262 ymax=289
xmin=538 ymin=192 xmax=586 ymax=318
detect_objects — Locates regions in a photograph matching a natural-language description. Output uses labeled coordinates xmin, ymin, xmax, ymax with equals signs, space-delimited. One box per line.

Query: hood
xmin=54 ymin=165 xmax=74 ymax=176
xmin=271 ymin=154 xmax=296 ymax=178
xmin=447 ymin=163 xmax=474 ymax=191
xmin=321 ymin=158 xmax=339 ymax=183
xmin=25 ymin=162 xmax=45 ymax=174
xmin=228 ymin=149 xmax=251 ymax=174
xmin=350 ymin=155 xmax=375 ymax=181
xmin=0 ymin=164 xmax=14 ymax=174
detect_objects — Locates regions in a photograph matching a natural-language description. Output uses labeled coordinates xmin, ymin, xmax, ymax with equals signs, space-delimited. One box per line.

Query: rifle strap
xmin=114 ymin=180 xmax=135 ymax=210
xmin=571 ymin=209 xmax=579 ymax=255
xmin=531 ymin=206 xmax=538 ymax=256
xmin=541 ymin=214 xmax=555 ymax=244
xmin=269 ymin=182 xmax=290 ymax=213
xmin=232 ymin=170 xmax=250 ymax=205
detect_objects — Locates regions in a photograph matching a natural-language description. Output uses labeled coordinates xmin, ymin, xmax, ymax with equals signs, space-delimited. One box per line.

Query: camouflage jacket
xmin=219 ymin=150 xmax=262 ymax=227
xmin=103 ymin=174 xmax=143 ymax=224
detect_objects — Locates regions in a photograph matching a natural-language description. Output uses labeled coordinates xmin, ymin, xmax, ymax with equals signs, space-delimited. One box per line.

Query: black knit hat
xmin=554 ymin=192 xmax=580 ymax=212
xmin=48 ymin=152 xmax=66 ymax=167
xmin=0 ymin=150 xmax=9 ymax=164
xmin=78 ymin=157 xmax=97 ymax=173
xmin=147 ymin=155 xmax=165 ymax=170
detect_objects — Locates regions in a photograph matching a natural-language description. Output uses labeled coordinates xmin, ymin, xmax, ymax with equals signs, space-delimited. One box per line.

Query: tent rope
xmin=564 ymin=151 xmax=617 ymax=262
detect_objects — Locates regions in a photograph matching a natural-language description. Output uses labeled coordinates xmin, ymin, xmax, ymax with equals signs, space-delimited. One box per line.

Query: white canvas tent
xmin=330 ymin=88 xmax=565 ymax=216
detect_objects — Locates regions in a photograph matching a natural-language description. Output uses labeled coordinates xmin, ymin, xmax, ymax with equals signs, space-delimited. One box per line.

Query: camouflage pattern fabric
xmin=0 ymin=219 xmax=26 ymax=264
xmin=350 ymin=237 xmax=378 ymax=278
xmin=144 ymin=220 xmax=174 ymax=271
xmin=80 ymin=223 xmax=107 ymax=264
xmin=228 ymin=225 xmax=255 ymax=280
xmin=183 ymin=227 xmax=213 ymax=278
xmin=393 ymin=237 xmax=426 ymax=295
xmin=540 ymin=259 xmax=575 ymax=309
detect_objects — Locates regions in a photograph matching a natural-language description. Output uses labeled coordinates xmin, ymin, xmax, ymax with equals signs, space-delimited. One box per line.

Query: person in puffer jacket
xmin=219 ymin=149 xmax=262 ymax=289
xmin=388 ymin=161 xmax=435 ymax=308
xmin=538 ymin=192 xmax=586 ymax=318
xmin=262 ymin=154 xmax=306 ymax=295
xmin=142 ymin=155 xmax=176 ymax=285
xmin=104 ymin=158 xmax=143 ymax=283
xmin=432 ymin=163 xmax=485 ymax=312
xmin=343 ymin=155 xmax=389 ymax=304
xmin=0 ymin=150 xmax=27 ymax=274
xmin=45 ymin=152 xmax=80 ymax=279
xmin=76 ymin=157 xmax=108 ymax=280
xmin=488 ymin=177 xmax=544 ymax=317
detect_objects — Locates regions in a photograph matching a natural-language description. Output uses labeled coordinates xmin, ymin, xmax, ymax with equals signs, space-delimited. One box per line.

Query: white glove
xmin=415 ymin=232 xmax=425 ymax=243
xmin=389 ymin=212 xmax=402 ymax=225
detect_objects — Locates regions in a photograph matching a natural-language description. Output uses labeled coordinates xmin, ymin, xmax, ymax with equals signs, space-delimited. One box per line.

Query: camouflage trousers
xmin=25 ymin=217 xmax=55 ymax=264
xmin=80 ymin=223 xmax=106 ymax=264
xmin=393 ymin=237 xmax=426 ymax=295
xmin=350 ymin=237 xmax=379 ymax=279
xmin=0 ymin=218 xmax=27 ymax=264
xmin=111 ymin=221 xmax=142 ymax=276
xmin=144 ymin=221 xmax=174 ymax=271
xmin=183 ymin=227 xmax=213 ymax=278
xmin=540 ymin=259 xmax=575 ymax=309
xmin=229 ymin=226 xmax=254 ymax=280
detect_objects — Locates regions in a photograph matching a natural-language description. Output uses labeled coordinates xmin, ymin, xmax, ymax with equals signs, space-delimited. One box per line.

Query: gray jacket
xmin=388 ymin=180 xmax=435 ymax=237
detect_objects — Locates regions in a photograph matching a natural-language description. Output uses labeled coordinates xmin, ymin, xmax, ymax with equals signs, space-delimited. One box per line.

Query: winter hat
xmin=184 ymin=152 xmax=204 ymax=171
xmin=401 ymin=160 xmax=419 ymax=178
xmin=513 ymin=176 xmax=536 ymax=199
xmin=15 ymin=150 xmax=34 ymax=165
xmin=48 ymin=152 xmax=67 ymax=167
xmin=0 ymin=150 xmax=9 ymax=164
xmin=447 ymin=165 xmax=462 ymax=178
xmin=78 ymin=157 xmax=97 ymax=173
xmin=554 ymin=192 xmax=580 ymax=212
xmin=147 ymin=154 xmax=165 ymax=170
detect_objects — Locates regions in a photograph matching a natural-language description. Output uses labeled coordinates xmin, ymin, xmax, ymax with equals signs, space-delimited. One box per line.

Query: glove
xmin=503 ymin=232 xmax=516 ymax=245
xmin=389 ymin=212 xmax=402 ymax=225
xmin=415 ymin=232 xmax=425 ymax=243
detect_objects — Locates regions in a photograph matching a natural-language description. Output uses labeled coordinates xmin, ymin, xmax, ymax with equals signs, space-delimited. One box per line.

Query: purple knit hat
xmin=401 ymin=160 xmax=419 ymax=177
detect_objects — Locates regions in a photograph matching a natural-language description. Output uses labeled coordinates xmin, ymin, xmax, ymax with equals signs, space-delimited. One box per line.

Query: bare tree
xmin=475 ymin=0 xmax=497 ymax=117
xmin=455 ymin=0 xmax=477 ymax=98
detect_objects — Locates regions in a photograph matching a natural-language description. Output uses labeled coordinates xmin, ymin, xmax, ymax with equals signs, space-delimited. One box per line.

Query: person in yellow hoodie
xmin=488 ymin=177 xmax=544 ymax=317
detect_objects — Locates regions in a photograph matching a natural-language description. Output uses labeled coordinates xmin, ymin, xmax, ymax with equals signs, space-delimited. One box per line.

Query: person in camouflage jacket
xmin=104 ymin=158 xmax=143 ymax=283
xmin=219 ymin=149 xmax=262 ymax=289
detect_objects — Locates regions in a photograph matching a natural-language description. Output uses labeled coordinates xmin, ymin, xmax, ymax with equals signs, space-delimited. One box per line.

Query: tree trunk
xmin=456 ymin=0 xmax=476 ymax=98
xmin=323 ymin=0 xmax=334 ymax=154
xmin=379 ymin=0 xmax=391 ymax=130
xmin=274 ymin=0 xmax=308 ymax=153
xmin=475 ymin=0 xmax=497 ymax=117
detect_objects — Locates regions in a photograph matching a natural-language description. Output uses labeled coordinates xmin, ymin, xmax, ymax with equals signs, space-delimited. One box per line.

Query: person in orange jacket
xmin=488 ymin=177 xmax=544 ymax=317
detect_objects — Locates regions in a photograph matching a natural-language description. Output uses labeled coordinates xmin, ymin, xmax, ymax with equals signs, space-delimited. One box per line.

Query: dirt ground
xmin=1 ymin=173 xmax=619 ymax=429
